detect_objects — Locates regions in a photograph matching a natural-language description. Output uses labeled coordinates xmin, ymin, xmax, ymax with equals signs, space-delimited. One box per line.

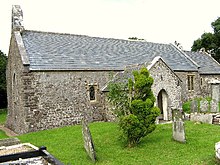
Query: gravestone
xmin=172 ymin=109 xmax=186 ymax=143
xmin=200 ymin=100 xmax=209 ymax=113
xmin=211 ymin=81 xmax=220 ymax=102
xmin=190 ymin=100 xmax=198 ymax=113
xmin=82 ymin=118 xmax=96 ymax=162
xmin=211 ymin=100 xmax=219 ymax=113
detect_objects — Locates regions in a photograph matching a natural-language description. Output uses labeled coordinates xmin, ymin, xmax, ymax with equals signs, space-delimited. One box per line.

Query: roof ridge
xmin=170 ymin=43 xmax=200 ymax=69
xmin=22 ymin=29 xmax=89 ymax=38
xmin=22 ymin=29 xmax=171 ymax=46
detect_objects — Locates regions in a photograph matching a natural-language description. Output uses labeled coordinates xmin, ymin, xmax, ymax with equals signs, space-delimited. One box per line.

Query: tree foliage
xmin=0 ymin=50 xmax=7 ymax=108
xmin=191 ymin=17 xmax=220 ymax=62
xmin=108 ymin=67 xmax=160 ymax=147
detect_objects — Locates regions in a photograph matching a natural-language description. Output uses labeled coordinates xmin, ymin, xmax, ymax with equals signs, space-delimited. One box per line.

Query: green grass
xmin=0 ymin=130 xmax=8 ymax=139
xmin=17 ymin=121 xmax=220 ymax=165
xmin=0 ymin=108 xmax=7 ymax=125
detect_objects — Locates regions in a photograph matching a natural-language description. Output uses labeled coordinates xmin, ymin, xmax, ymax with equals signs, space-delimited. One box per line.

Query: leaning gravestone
xmin=172 ymin=109 xmax=186 ymax=143
xmin=200 ymin=99 xmax=209 ymax=113
xmin=82 ymin=118 xmax=96 ymax=162
xmin=211 ymin=100 xmax=219 ymax=113
xmin=190 ymin=100 xmax=198 ymax=113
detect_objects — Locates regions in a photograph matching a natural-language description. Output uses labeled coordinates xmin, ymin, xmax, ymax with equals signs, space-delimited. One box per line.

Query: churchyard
xmin=0 ymin=108 xmax=220 ymax=165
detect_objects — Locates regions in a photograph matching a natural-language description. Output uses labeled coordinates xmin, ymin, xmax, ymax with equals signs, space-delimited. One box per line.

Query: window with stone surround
xmin=187 ymin=75 xmax=194 ymax=91
xmin=88 ymin=84 xmax=98 ymax=102
xmin=89 ymin=86 xmax=96 ymax=101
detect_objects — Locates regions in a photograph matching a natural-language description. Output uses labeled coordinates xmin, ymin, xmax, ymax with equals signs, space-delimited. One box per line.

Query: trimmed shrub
xmin=108 ymin=67 xmax=160 ymax=147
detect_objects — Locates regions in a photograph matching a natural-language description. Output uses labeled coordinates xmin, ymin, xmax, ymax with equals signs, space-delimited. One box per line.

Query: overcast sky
xmin=0 ymin=0 xmax=219 ymax=54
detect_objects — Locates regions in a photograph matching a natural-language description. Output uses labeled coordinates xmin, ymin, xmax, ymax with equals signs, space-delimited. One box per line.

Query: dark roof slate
xmin=184 ymin=51 xmax=220 ymax=74
xmin=21 ymin=30 xmax=198 ymax=71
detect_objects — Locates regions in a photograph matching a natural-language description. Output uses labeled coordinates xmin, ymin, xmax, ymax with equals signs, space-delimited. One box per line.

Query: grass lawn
xmin=17 ymin=121 xmax=220 ymax=165
xmin=0 ymin=130 xmax=8 ymax=139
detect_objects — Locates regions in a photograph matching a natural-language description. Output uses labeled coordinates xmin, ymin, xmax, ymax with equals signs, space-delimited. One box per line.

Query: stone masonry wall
xmin=175 ymin=71 xmax=201 ymax=102
xmin=150 ymin=60 xmax=182 ymax=120
xmin=22 ymin=71 xmax=114 ymax=133
xmin=200 ymin=75 xmax=220 ymax=98
xmin=6 ymin=32 xmax=116 ymax=134
xmin=6 ymin=33 xmax=29 ymax=134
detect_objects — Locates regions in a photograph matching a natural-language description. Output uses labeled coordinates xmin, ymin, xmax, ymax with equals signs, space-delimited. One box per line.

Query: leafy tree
xmin=108 ymin=67 xmax=160 ymax=147
xmin=0 ymin=50 xmax=7 ymax=108
xmin=191 ymin=17 xmax=220 ymax=62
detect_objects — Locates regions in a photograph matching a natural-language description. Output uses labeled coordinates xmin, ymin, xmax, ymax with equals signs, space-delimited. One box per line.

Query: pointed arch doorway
xmin=157 ymin=89 xmax=168 ymax=121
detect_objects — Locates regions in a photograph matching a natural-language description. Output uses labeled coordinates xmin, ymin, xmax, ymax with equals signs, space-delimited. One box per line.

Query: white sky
xmin=0 ymin=0 xmax=219 ymax=54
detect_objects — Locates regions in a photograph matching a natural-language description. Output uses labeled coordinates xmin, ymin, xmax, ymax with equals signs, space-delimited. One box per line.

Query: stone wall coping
xmin=14 ymin=31 xmax=30 ymax=67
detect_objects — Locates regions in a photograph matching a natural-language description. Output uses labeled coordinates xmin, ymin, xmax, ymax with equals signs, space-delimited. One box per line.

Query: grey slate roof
xmin=21 ymin=30 xmax=198 ymax=71
xmin=185 ymin=51 xmax=220 ymax=74
xmin=102 ymin=56 xmax=179 ymax=92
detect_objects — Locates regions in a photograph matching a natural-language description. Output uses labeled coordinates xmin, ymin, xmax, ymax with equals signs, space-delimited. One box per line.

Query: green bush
xmin=0 ymin=50 xmax=7 ymax=108
xmin=182 ymin=101 xmax=191 ymax=113
xmin=219 ymin=102 xmax=220 ymax=112
xmin=182 ymin=97 xmax=217 ymax=113
xmin=108 ymin=67 xmax=160 ymax=147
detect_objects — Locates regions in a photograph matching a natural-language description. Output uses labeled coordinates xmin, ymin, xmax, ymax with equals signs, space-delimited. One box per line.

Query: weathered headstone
xmin=200 ymin=100 xmax=209 ymax=113
xmin=210 ymin=81 xmax=220 ymax=102
xmin=211 ymin=100 xmax=219 ymax=113
xmin=190 ymin=100 xmax=198 ymax=113
xmin=172 ymin=109 xmax=186 ymax=143
xmin=82 ymin=118 xmax=96 ymax=162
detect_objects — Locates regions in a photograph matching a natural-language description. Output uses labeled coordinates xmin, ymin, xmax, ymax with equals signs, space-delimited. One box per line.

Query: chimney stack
xmin=12 ymin=5 xmax=24 ymax=32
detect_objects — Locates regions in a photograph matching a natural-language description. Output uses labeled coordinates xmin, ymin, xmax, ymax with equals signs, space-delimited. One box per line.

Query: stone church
xmin=6 ymin=5 xmax=220 ymax=134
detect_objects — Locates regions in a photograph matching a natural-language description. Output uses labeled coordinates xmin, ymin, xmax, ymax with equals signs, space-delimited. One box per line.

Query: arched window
xmin=89 ymin=86 xmax=96 ymax=101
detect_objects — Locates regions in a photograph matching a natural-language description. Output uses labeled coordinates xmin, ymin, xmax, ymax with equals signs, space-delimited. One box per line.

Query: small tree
xmin=0 ymin=50 xmax=7 ymax=108
xmin=108 ymin=67 xmax=160 ymax=147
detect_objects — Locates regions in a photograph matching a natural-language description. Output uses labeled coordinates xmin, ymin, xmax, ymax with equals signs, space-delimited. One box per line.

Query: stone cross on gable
xmin=12 ymin=5 xmax=24 ymax=32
